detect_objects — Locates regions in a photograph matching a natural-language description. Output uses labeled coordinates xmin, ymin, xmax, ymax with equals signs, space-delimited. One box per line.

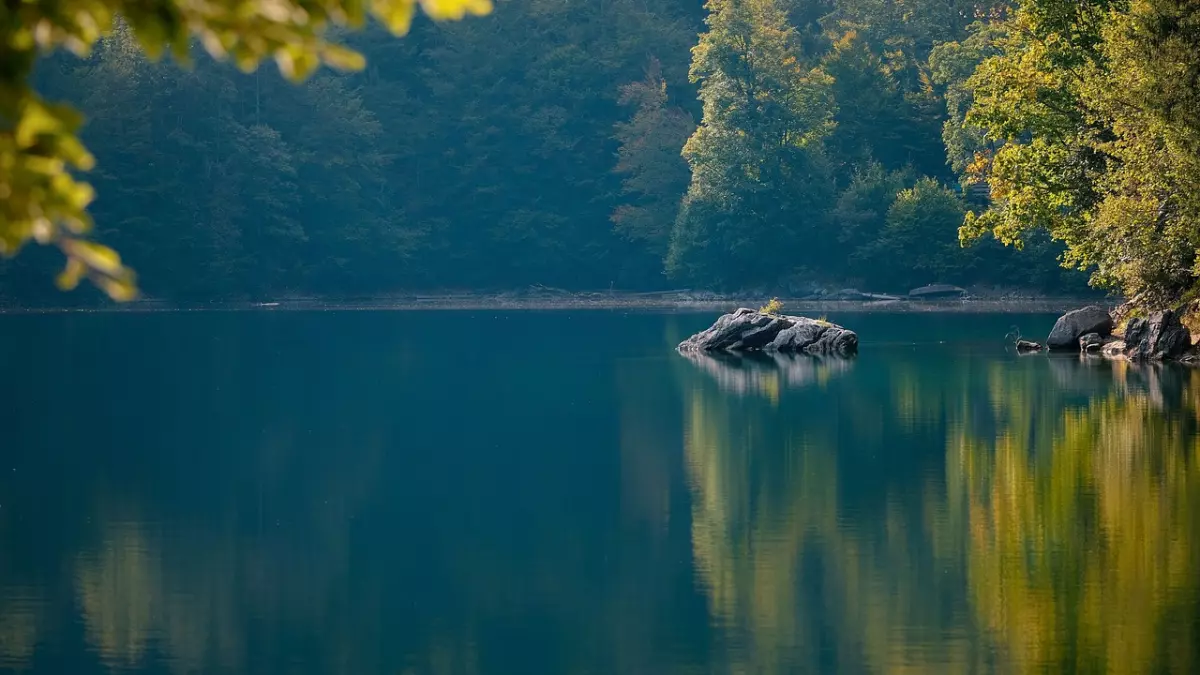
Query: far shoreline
xmin=0 ymin=291 xmax=1111 ymax=315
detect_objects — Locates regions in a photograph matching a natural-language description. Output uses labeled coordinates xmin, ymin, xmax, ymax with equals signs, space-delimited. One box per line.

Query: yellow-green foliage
xmin=0 ymin=0 xmax=491 ymax=299
xmin=957 ymin=0 xmax=1200 ymax=308
xmin=759 ymin=297 xmax=785 ymax=315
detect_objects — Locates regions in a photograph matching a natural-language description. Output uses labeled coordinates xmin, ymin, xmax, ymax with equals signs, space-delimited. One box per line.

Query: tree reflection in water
xmin=0 ymin=319 xmax=1197 ymax=675
xmin=678 ymin=351 xmax=1200 ymax=674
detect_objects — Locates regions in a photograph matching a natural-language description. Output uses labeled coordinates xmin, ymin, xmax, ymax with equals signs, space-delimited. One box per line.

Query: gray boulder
xmin=678 ymin=308 xmax=858 ymax=356
xmin=1016 ymin=339 xmax=1043 ymax=353
xmin=826 ymin=288 xmax=871 ymax=301
xmin=908 ymin=284 xmax=967 ymax=299
xmin=1124 ymin=309 xmax=1192 ymax=360
xmin=1079 ymin=333 xmax=1104 ymax=353
xmin=1046 ymin=306 xmax=1114 ymax=350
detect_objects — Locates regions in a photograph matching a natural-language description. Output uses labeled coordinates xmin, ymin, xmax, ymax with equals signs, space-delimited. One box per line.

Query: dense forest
xmin=6 ymin=0 xmax=1194 ymax=304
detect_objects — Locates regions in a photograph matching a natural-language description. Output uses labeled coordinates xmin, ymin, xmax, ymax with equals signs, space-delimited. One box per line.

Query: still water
xmin=1 ymin=310 xmax=1198 ymax=674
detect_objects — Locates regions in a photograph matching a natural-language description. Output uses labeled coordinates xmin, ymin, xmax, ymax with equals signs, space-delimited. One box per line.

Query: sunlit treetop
xmin=0 ymin=0 xmax=491 ymax=300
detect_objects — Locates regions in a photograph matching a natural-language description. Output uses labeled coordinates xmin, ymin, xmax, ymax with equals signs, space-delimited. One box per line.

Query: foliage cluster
xmin=759 ymin=297 xmax=784 ymax=315
xmin=1 ymin=0 xmax=492 ymax=300
xmin=14 ymin=0 xmax=1193 ymax=302
xmin=955 ymin=0 xmax=1200 ymax=308
xmin=658 ymin=0 xmax=1088 ymax=295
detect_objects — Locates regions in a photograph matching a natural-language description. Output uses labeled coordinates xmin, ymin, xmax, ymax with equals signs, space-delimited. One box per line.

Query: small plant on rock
xmin=759 ymin=297 xmax=785 ymax=315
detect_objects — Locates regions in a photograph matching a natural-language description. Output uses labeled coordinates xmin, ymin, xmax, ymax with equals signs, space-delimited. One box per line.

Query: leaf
xmin=419 ymin=0 xmax=492 ymax=21
xmin=14 ymin=102 xmax=61 ymax=148
xmin=96 ymin=275 xmax=139 ymax=301
xmin=62 ymin=240 xmax=124 ymax=276
xmin=55 ymin=258 xmax=86 ymax=290
xmin=323 ymin=44 xmax=366 ymax=71
xmin=371 ymin=0 xmax=417 ymax=35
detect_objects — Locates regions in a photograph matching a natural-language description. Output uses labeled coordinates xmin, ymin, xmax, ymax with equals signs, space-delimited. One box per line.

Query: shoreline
xmin=0 ymin=293 xmax=1109 ymax=315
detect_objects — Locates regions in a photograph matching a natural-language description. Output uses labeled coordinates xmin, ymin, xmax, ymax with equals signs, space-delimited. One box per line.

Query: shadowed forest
xmin=5 ymin=0 xmax=1197 ymax=309
xmin=1 ymin=0 xmax=1098 ymax=303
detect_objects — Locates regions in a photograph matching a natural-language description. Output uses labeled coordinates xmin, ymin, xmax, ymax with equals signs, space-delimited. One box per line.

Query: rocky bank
xmin=1036 ymin=305 xmax=1195 ymax=361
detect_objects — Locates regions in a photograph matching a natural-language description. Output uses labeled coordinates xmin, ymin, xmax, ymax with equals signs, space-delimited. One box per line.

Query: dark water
xmin=2 ymin=310 xmax=1199 ymax=674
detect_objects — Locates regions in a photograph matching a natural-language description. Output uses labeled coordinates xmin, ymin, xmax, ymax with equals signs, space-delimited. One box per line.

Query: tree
xmin=611 ymin=58 xmax=695 ymax=261
xmin=928 ymin=20 xmax=1006 ymax=175
xmin=857 ymin=177 xmax=968 ymax=288
xmin=958 ymin=0 xmax=1200 ymax=307
xmin=0 ymin=0 xmax=492 ymax=299
xmin=667 ymin=0 xmax=835 ymax=287
xmin=831 ymin=161 xmax=916 ymax=277
xmin=820 ymin=30 xmax=924 ymax=178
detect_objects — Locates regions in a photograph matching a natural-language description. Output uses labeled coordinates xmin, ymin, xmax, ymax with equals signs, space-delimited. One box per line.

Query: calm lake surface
xmin=2 ymin=310 xmax=1199 ymax=674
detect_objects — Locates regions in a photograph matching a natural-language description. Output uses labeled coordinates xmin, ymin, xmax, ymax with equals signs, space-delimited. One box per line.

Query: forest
xmin=2 ymin=0 xmax=1196 ymax=304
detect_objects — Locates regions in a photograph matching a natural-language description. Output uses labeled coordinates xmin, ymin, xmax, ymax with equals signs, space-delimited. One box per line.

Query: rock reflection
xmin=678 ymin=350 xmax=853 ymax=401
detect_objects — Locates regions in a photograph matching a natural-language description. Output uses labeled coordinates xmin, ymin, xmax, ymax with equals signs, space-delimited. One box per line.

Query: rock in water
xmin=908 ymin=284 xmax=967 ymax=299
xmin=1124 ymin=309 xmax=1191 ymax=360
xmin=1079 ymin=333 xmax=1104 ymax=353
xmin=1046 ymin=306 xmax=1114 ymax=350
xmin=678 ymin=308 xmax=858 ymax=356
xmin=826 ymin=288 xmax=871 ymax=301
xmin=1016 ymin=339 xmax=1043 ymax=352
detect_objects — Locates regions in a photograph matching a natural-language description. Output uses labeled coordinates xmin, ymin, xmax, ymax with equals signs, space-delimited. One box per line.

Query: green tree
xmin=928 ymin=20 xmax=1006 ymax=175
xmin=667 ymin=0 xmax=835 ymax=287
xmin=0 ymin=0 xmax=492 ymax=299
xmin=959 ymin=0 xmax=1200 ymax=307
xmin=830 ymin=162 xmax=915 ymax=275
xmin=855 ymin=177 xmax=967 ymax=288
xmin=611 ymin=57 xmax=695 ymax=261
xmin=820 ymin=31 xmax=911 ymax=176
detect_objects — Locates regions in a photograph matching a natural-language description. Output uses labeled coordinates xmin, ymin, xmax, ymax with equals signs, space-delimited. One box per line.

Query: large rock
xmin=908 ymin=284 xmax=967 ymax=299
xmin=826 ymin=288 xmax=872 ymax=301
xmin=1046 ymin=306 xmax=1114 ymax=350
xmin=1016 ymin=339 xmax=1043 ymax=353
xmin=1124 ymin=309 xmax=1192 ymax=360
xmin=678 ymin=308 xmax=858 ymax=356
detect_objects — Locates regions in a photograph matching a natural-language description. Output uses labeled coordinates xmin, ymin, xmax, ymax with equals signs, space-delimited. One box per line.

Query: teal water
xmin=1 ymin=310 xmax=1198 ymax=674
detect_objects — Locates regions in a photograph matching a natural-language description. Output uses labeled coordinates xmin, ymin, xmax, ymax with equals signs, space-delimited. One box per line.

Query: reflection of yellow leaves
xmin=685 ymin=353 xmax=1200 ymax=675
xmin=75 ymin=523 xmax=162 ymax=667
xmin=0 ymin=587 xmax=42 ymax=668
xmin=759 ymin=372 xmax=780 ymax=406
xmin=955 ymin=384 xmax=1200 ymax=675
xmin=683 ymin=377 xmax=971 ymax=674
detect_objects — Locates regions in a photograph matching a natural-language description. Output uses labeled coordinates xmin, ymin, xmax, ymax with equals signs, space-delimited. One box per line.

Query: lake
xmin=1 ymin=310 xmax=1198 ymax=674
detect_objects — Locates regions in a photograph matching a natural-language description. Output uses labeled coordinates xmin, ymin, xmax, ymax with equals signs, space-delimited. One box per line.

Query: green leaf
xmin=323 ymin=44 xmax=366 ymax=71
xmin=55 ymin=258 xmax=86 ymax=290
xmin=63 ymin=240 xmax=124 ymax=276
